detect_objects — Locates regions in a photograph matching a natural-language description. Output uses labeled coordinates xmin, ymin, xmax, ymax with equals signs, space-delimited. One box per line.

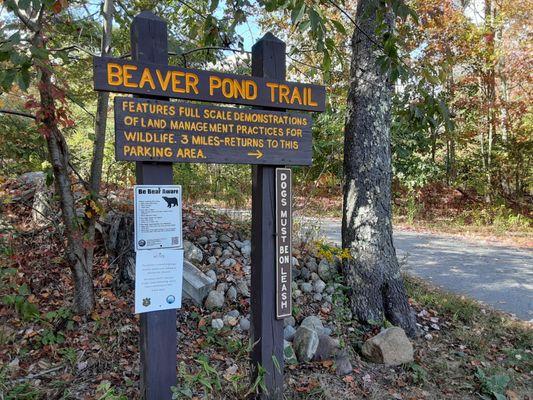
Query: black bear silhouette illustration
xmin=162 ymin=196 xmax=178 ymax=208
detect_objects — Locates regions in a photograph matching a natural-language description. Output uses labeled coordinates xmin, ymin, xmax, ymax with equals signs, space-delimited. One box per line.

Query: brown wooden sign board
xmin=95 ymin=56 xmax=326 ymax=112
xmin=276 ymin=168 xmax=292 ymax=319
xmin=114 ymin=97 xmax=313 ymax=165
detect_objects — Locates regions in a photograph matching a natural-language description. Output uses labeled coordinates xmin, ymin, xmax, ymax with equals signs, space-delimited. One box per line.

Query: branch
xmin=0 ymin=109 xmax=36 ymax=119
xmin=49 ymin=45 xmax=97 ymax=57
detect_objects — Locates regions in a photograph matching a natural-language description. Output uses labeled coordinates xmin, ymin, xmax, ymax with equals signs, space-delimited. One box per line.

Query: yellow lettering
xmin=123 ymin=65 xmax=138 ymax=88
xmin=139 ymin=68 xmax=156 ymax=90
xmin=107 ymin=63 xmax=123 ymax=86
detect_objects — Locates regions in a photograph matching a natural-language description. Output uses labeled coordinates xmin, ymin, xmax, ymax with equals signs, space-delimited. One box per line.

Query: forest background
xmin=1 ymin=0 xmax=530 ymax=235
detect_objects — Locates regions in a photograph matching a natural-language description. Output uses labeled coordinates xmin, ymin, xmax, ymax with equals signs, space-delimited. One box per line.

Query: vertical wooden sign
xmin=276 ymin=168 xmax=292 ymax=319
xmin=250 ymin=33 xmax=286 ymax=400
xmin=131 ymin=12 xmax=177 ymax=400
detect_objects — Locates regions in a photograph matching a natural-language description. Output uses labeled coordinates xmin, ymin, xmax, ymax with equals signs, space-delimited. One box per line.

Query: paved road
xmin=299 ymin=218 xmax=533 ymax=321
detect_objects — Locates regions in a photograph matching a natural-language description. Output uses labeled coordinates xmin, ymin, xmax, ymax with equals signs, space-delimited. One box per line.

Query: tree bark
xmin=341 ymin=0 xmax=417 ymax=337
xmin=34 ymin=33 xmax=95 ymax=315
xmin=85 ymin=0 xmax=114 ymax=271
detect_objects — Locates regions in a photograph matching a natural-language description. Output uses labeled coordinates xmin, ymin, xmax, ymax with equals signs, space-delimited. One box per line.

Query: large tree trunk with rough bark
xmin=341 ymin=0 xmax=417 ymax=337
xmin=35 ymin=32 xmax=95 ymax=314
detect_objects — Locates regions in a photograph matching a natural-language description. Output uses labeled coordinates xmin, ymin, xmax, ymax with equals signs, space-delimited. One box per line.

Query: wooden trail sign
xmin=93 ymin=10 xmax=325 ymax=400
xmin=114 ymin=97 xmax=312 ymax=165
xmin=94 ymin=56 xmax=326 ymax=112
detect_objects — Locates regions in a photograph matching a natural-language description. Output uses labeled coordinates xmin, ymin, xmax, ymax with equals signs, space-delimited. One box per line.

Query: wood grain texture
xmin=250 ymin=32 xmax=286 ymax=400
xmin=113 ymin=97 xmax=312 ymax=165
xmin=93 ymin=56 xmax=326 ymax=112
xmin=132 ymin=11 xmax=177 ymax=400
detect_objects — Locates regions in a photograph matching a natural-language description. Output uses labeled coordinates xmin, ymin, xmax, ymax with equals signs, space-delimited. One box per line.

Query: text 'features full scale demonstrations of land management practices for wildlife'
xmin=114 ymin=97 xmax=313 ymax=165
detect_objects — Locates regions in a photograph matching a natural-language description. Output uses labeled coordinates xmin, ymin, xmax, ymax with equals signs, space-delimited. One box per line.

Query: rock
xmin=214 ymin=246 xmax=223 ymax=257
xmin=310 ymin=272 xmax=320 ymax=282
xmin=209 ymin=234 xmax=217 ymax=243
xmin=31 ymin=177 xmax=52 ymax=227
xmin=241 ymin=244 xmax=251 ymax=258
xmin=300 ymin=267 xmax=310 ymax=281
xmin=226 ymin=309 xmax=240 ymax=318
xmin=361 ymin=327 xmax=414 ymax=366
xmin=283 ymin=340 xmax=298 ymax=365
xmin=226 ymin=286 xmax=237 ymax=302
xmin=206 ymin=269 xmax=217 ymax=284
xmin=293 ymin=326 xmax=319 ymax=362
xmin=211 ymin=318 xmax=224 ymax=330
xmin=182 ymin=260 xmax=216 ymax=305
xmin=219 ymin=234 xmax=232 ymax=243
xmin=300 ymin=282 xmax=313 ymax=293
xmin=184 ymin=240 xmax=203 ymax=264
xmin=318 ymin=259 xmax=334 ymax=281
xmin=207 ymin=256 xmax=217 ymax=265
xmin=233 ymin=240 xmax=244 ymax=249
xmin=291 ymin=257 xmax=299 ymax=267
xmin=334 ymin=351 xmax=353 ymax=376
xmin=204 ymin=290 xmax=225 ymax=310
xmin=223 ymin=315 xmax=239 ymax=327
xmin=292 ymin=289 xmax=302 ymax=299
xmin=284 ymin=325 xmax=296 ymax=341
xmin=325 ymin=284 xmax=336 ymax=294
xmin=313 ymin=334 xmax=340 ymax=361
xmin=313 ymin=279 xmax=326 ymax=293
xmin=306 ymin=260 xmax=318 ymax=273
xmin=216 ymin=282 xmax=228 ymax=293
xmin=239 ymin=317 xmax=250 ymax=331
xmin=235 ymin=280 xmax=250 ymax=297
xmin=19 ymin=171 xmax=45 ymax=186
xmin=198 ymin=236 xmax=209 ymax=245
xmin=312 ymin=293 xmax=323 ymax=302
xmin=222 ymin=258 xmax=236 ymax=268
xmin=222 ymin=249 xmax=232 ymax=257
xmin=300 ymin=316 xmax=324 ymax=334
xmin=292 ymin=267 xmax=301 ymax=280
xmin=284 ymin=316 xmax=296 ymax=327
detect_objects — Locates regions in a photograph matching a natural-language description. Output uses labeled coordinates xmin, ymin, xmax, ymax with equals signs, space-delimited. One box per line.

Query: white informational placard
xmin=135 ymin=249 xmax=183 ymax=313
xmin=134 ymin=185 xmax=182 ymax=251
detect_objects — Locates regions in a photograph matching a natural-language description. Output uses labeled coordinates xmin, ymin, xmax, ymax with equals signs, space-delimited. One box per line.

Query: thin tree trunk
xmin=85 ymin=0 xmax=114 ymax=270
xmin=35 ymin=33 xmax=95 ymax=314
xmin=341 ymin=0 xmax=417 ymax=337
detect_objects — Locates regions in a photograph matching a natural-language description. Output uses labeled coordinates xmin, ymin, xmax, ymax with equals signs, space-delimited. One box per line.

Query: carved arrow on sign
xmin=248 ymin=150 xmax=263 ymax=159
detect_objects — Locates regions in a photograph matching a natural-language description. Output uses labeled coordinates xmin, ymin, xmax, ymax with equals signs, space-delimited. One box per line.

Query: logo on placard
xmin=162 ymin=196 xmax=178 ymax=207
xmin=142 ymin=298 xmax=151 ymax=307
xmin=166 ymin=295 xmax=175 ymax=304
xmin=138 ymin=239 xmax=146 ymax=247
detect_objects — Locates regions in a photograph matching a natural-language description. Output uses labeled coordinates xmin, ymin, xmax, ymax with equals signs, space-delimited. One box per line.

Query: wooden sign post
xmin=93 ymin=12 xmax=325 ymax=399
xmin=131 ymin=12 xmax=176 ymax=400
xmin=250 ymin=34 xmax=286 ymax=399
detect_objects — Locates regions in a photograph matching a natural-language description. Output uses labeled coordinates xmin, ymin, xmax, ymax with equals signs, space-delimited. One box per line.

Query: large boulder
xmin=361 ymin=327 xmax=414 ymax=366
xmin=300 ymin=315 xmax=325 ymax=334
xmin=293 ymin=326 xmax=319 ymax=362
xmin=312 ymin=334 xmax=340 ymax=361
xmin=204 ymin=290 xmax=224 ymax=310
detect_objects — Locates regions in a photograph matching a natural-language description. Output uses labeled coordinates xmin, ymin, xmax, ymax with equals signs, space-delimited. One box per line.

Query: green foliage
xmin=475 ymin=368 xmax=511 ymax=400
xmin=172 ymin=354 xmax=222 ymax=398
xmin=95 ymin=381 xmax=128 ymax=400
xmin=408 ymin=362 xmax=428 ymax=385
xmin=2 ymin=284 xmax=39 ymax=321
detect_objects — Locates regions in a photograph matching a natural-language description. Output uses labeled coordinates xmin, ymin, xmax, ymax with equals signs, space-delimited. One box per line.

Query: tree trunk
xmin=341 ymin=0 xmax=417 ymax=337
xmin=35 ymin=34 xmax=95 ymax=315
xmin=85 ymin=0 xmax=114 ymax=271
